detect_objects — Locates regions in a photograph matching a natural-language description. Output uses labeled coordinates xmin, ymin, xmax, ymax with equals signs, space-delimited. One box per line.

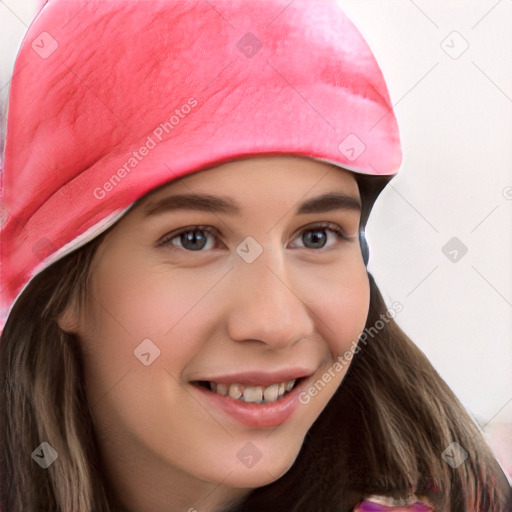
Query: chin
xmin=221 ymin=448 xmax=299 ymax=489
xmin=221 ymin=465 xmax=292 ymax=489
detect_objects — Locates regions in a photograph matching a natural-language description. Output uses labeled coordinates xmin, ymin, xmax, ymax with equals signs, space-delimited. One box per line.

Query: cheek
xmin=79 ymin=254 xmax=226 ymax=382
xmin=86 ymin=248 xmax=221 ymax=337
xmin=307 ymin=264 xmax=370 ymax=355
xmin=76 ymin=257 xmax=221 ymax=432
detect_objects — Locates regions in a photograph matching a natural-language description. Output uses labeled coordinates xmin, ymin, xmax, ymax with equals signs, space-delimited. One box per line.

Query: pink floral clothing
xmin=354 ymin=495 xmax=434 ymax=511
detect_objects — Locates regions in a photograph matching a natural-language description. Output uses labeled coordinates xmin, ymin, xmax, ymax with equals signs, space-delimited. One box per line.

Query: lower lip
xmin=192 ymin=378 xmax=309 ymax=428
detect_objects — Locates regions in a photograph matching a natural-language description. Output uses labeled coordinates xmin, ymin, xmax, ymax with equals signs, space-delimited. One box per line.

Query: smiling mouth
xmin=192 ymin=378 xmax=304 ymax=404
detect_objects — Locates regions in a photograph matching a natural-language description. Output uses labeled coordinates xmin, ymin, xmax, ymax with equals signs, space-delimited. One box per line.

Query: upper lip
xmin=190 ymin=368 xmax=315 ymax=387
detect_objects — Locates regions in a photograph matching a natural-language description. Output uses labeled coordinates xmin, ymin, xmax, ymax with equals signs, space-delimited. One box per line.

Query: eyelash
xmin=156 ymin=222 xmax=353 ymax=251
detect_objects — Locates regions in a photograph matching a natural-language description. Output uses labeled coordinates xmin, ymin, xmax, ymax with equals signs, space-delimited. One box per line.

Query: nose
xmin=225 ymin=246 xmax=315 ymax=350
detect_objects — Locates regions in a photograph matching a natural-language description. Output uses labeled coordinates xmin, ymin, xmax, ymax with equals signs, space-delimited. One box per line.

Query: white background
xmin=1 ymin=0 xmax=511 ymax=471
xmin=339 ymin=0 xmax=512 ymax=471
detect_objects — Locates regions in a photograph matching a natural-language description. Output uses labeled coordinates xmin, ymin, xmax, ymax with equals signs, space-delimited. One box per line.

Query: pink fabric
xmin=0 ymin=0 xmax=402 ymax=331
xmin=354 ymin=498 xmax=434 ymax=511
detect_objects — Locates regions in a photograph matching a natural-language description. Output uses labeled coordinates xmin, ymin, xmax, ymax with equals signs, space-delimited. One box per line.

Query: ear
xmin=57 ymin=299 xmax=81 ymax=334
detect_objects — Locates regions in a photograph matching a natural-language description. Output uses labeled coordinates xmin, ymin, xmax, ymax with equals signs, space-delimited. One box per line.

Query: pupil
xmin=304 ymin=229 xmax=326 ymax=249
xmin=182 ymin=231 xmax=207 ymax=250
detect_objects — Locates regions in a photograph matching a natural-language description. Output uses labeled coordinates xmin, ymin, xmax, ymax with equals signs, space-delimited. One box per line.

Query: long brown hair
xmin=0 ymin=180 xmax=510 ymax=511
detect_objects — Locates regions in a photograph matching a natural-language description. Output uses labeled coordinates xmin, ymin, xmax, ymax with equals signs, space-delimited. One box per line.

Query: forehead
xmin=139 ymin=155 xmax=359 ymax=206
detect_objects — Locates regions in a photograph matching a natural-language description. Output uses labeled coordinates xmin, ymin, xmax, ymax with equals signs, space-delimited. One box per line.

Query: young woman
xmin=0 ymin=1 xmax=510 ymax=511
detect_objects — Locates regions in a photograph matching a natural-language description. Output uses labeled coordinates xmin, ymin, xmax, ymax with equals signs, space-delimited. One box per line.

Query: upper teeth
xmin=210 ymin=379 xmax=296 ymax=403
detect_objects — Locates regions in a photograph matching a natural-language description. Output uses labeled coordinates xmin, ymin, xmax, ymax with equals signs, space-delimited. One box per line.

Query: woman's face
xmin=60 ymin=155 xmax=370 ymax=510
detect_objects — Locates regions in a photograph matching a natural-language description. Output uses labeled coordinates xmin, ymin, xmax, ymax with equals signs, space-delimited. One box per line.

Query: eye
xmin=157 ymin=226 xmax=221 ymax=251
xmin=157 ymin=222 xmax=353 ymax=252
xmin=290 ymin=222 xmax=353 ymax=250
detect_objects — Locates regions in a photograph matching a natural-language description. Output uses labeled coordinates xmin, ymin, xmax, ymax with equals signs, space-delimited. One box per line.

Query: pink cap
xmin=0 ymin=0 xmax=402 ymax=331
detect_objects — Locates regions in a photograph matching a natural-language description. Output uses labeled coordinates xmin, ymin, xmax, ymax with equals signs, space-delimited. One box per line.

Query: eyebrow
xmin=143 ymin=192 xmax=361 ymax=217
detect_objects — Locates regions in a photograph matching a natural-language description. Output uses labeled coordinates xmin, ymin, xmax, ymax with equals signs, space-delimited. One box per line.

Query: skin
xmin=58 ymin=155 xmax=370 ymax=512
